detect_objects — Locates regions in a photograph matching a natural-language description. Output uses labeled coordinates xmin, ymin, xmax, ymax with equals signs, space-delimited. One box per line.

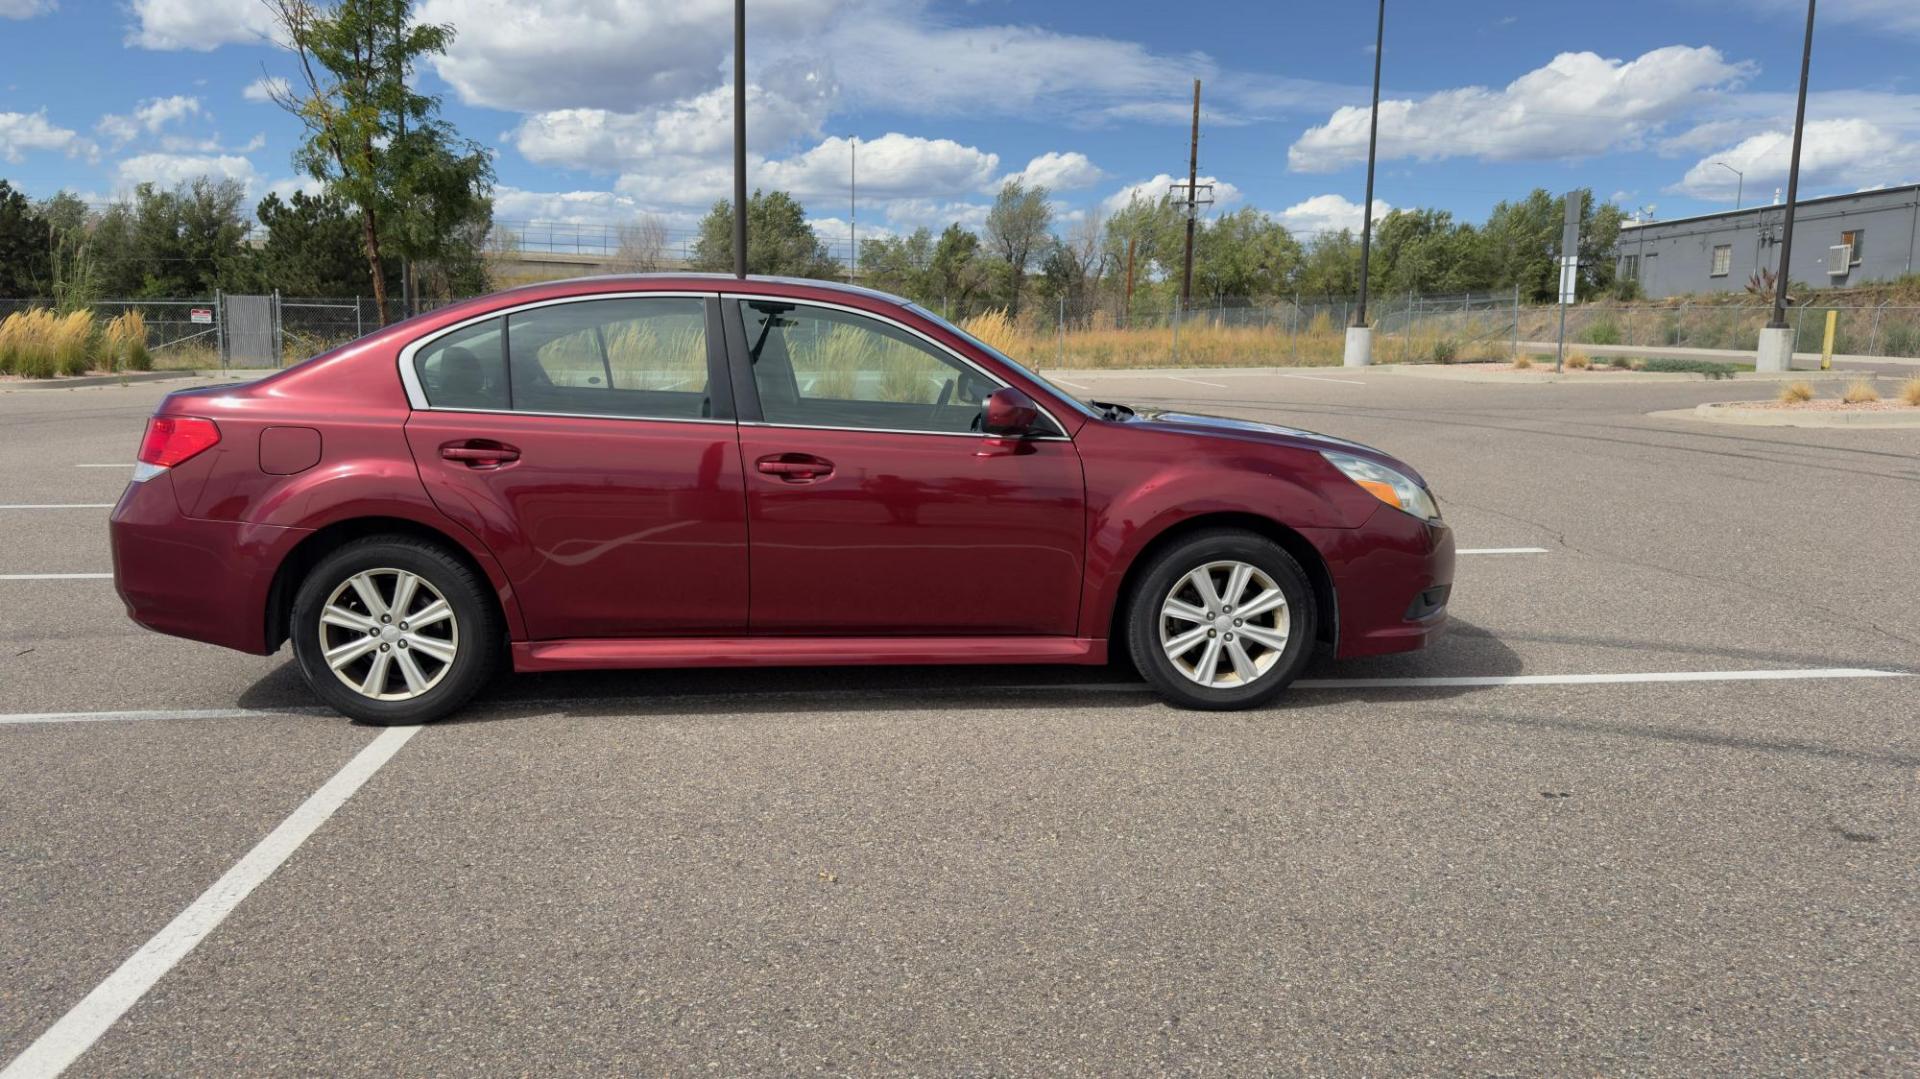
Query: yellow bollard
xmin=1821 ymin=310 xmax=1836 ymax=370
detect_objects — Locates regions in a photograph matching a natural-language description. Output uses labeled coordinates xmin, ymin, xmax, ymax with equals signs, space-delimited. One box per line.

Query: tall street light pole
xmin=1345 ymin=0 xmax=1385 ymax=367
xmin=1758 ymin=0 xmax=1816 ymax=370
xmin=732 ymin=0 xmax=748 ymax=279
xmin=1712 ymin=160 xmax=1744 ymax=210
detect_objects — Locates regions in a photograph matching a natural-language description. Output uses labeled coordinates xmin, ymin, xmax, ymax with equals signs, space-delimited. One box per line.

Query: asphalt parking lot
xmin=3 ymin=366 xmax=1917 ymax=1075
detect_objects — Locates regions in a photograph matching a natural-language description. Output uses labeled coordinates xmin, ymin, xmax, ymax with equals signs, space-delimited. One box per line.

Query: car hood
xmin=1115 ymin=405 xmax=1428 ymax=487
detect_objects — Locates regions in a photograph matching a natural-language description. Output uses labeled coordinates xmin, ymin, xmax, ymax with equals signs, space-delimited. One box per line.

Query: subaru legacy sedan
xmin=110 ymin=275 xmax=1452 ymax=724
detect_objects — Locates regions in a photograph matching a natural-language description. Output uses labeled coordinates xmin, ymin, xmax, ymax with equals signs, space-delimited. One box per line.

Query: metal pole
xmin=1180 ymin=79 xmax=1201 ymax=311
xmin=273 ymin=289 xmax=284 ymax=367
xmin=849 ymin=136 xmax=857 ymax=284
xmin=731 ymin=0 xmax=748 ymax=279
xmin=1353 ymin=0 xmax=1385 ymax=327
xmin=1404 ymin=290 xmax=1413 ymax=361
xmin=1769 ymin=0 xmax=1817 ymax=330
xmin=1171 ymin=298 xmax=1180 ymax=364
xmin=1291 ymin=291 xmax=1300 ymax=362
xmin=355 ymin=296 xmax=362 ymax=339
xmin=1057 ymin=293 xmax=1065 ymax=369
xmin=215 ymin=288 xmax=226 ymax=372
xmin=1512 ymin=283 xmax=1520 ymax=359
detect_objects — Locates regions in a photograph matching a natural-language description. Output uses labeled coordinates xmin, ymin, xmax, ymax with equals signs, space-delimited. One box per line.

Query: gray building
xmin=1615 ymin=183 xmax=1920 ymax=298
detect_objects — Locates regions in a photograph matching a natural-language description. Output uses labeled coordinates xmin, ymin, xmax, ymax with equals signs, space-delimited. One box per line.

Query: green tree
xmin=690 ymin=189 xmax=839 ymax=278
xmin=1192 ymin=208 xmax=1301 ymax=305
xmin=74 ymin=181 xmax=252 ymax=298
xmin=0 ymin=181 xmax=52 ymax=298
xmin=1297 ymin=229 xmax=1361 ymax=306
xmin=858 ymin=227 xmax=934 ymax=302
xmin=247 ymin=190 xmax=396 ymax=296
xmin=268 ymin=0 xmax=494 ymax=322
xmin=925 ymin=223 xmax=990 ymax=318
xmin=984 ymin=178 xmax=1052 ymax=316
xmin=1479 ymin=188 xmax=1619 ymax=302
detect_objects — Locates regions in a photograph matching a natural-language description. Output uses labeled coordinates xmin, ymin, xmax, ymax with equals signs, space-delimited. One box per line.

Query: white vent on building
xmin=1828 ymin=245 xmax=1852 ymax=275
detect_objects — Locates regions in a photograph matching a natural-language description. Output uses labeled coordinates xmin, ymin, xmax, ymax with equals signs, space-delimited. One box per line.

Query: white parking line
xmin=0 ymin=574 xmax=113 ymax=580
xmin=1297 ymin=668 xmax=1909 ymax=689
xmin=0 ymin=504 xmax=114 ymax=511
xmin=1163 ymin=375 xmax=1229 ymax=389
xmin=73 ymin=464 xmax=129 ymax=469
xmin=1456 ymin=547 xmax=1551 ymax=555
xmin=1276 ymin=372 xmax=1367 ymax=386
xmin=1047 ymin=376 xmax=1091 ymax=389
xmin=0 ymin=725 xmax=420 ymax=1079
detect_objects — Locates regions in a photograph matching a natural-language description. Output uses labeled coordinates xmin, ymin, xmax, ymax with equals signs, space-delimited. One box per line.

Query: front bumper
xmin=110 ymin=470 xmax=307 ymax=655
xmin=1306 ymin=507 xmax=1455 ymax=659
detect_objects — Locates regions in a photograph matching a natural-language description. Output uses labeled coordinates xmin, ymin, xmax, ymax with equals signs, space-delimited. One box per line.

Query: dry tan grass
xmin=1511 ymin=353 xmax=1534 ymax=370
xmin=102 ymin=311 xmax=151 ymax=371
xmin=1564 ymin=349 xmax=1591 ymax=370
xmin=1778 ymin=380 xmax=1816 ymax=404
xmin=1902 ymin=377 xmax=1920 ymax=406
xmin=1841 ymin=379 xmax=1881 ymax=404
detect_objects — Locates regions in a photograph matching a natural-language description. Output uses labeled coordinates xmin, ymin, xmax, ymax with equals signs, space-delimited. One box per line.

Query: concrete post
xmin=1756 ymin=326 xmax=1794 ymax=371
xmin=1344 ymin=325 xmax=1373 ymax=367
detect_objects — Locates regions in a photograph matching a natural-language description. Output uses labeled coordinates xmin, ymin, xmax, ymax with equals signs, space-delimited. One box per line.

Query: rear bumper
xmin=110 ymin=471 xmax=307 ymax=655
xmin=1308 ymin=509 xmax=1456 ymax=659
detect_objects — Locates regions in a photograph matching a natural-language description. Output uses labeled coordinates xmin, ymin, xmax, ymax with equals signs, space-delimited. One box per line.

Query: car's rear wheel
xmin=290 ymin=536 xmax=499 ymax=725
xmin=1125 ymin=529 xmax=1317 ymax=710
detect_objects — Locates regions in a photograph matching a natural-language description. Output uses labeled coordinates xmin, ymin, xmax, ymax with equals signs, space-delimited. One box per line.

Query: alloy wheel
xmin=1158 ymin=560 xmax=1290 ymax=688
xmin=318 ymin=568 xmax=460 ymax=701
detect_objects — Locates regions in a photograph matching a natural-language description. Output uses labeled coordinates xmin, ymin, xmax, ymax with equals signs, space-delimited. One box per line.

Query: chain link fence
xmin=7 ymin=291 xmax=1920 ymax=372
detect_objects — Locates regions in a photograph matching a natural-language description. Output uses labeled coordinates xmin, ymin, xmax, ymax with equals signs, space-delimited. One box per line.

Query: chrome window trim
xmin=396 ymin=290 xmax=717 ymax=415
xmin=738 ymin=420 xmax=1070 ymax=442
xmin=400 ymin=405 xmax=733 ymax=428
xmin=722 ymin=292 xmax=1072 ymax=440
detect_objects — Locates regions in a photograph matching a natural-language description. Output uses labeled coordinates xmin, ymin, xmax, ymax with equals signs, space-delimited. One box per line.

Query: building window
xmin=1621 ymin=254 xmax=1640 ymax=282
xmin=1841 ymin=229 xmax=1864 ymax=265
xmin=1710 ymin=244 xmax=1732 ymax=277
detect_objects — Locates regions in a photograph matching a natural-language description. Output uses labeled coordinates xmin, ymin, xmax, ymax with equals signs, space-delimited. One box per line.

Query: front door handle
xmin=756 ymin=453 xmax=834 ymax=482
xmin=441 ymin=441 xmax=521 ymax=468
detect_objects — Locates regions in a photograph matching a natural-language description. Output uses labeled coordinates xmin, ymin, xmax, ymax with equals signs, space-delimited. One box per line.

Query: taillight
xmin=137 ymin=416 xmax=221 ymax=468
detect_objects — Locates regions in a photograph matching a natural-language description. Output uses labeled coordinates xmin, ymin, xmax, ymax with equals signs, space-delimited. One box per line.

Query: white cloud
xmin=1 ymin=0 xmax=56 ymax=18
xmin=1100 ymin=173 xmax=1242 ymax=216
xmin=98 ymin=95 xmax=204 ymax=147
xmin=1288 ymin=46 xmax=1752 ymax=172
xmin=513 ymin=81 xmax=831 ymax=173
xmin=115 ymin=152 xmax=260 ymax=192
xmin=879 ymin=198 xmax=991 ymax=232
xmin=1275 ymin=194 xmax=1391 ymax=237
xmin=127 ymin=0 xmax=276 ymax=50
xmin=1001 ymin=151 xmax=1104 ymax=192
xmin=1674 ymin=119 xmax=1920 ymax=200
xmin=764 ymin=133 xmax=998 ymax=200
xmin=418 ymin=0 xmax=839 ymax=113
xmin=0 ymin=110 xmax=91 ymax=163
xmin=243 ymin=76 xmax=290 ymax=104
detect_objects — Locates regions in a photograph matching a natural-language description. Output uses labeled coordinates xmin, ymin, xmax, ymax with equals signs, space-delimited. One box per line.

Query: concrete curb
xmin=1375 ymin=365 xmax=1863 ymax=385
xmin=1652 ymin=402 xmax=1920 ymax=428
xmin=1516 ymin=340 xmax=1920 ymax=369
xmin=0 ymin=369 xmax=276 ymax=391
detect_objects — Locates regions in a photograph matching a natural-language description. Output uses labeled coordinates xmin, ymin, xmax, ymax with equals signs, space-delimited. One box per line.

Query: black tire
xmin=1124 ymin=528 xmax=1318 ymax=711
xmin=289 ymin=535 xmax=501 ymax=725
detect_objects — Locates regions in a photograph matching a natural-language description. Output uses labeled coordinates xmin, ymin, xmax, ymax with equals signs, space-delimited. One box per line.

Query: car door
xmin=728 ymin=297 xmax=1085 ymax=636
xmin=403 ymin=293 xmax=749 ymax=640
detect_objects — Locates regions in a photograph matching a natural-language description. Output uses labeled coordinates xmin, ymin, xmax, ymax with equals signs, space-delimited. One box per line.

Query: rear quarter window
xmin=413 ymin=318 xmax=507 ymax=410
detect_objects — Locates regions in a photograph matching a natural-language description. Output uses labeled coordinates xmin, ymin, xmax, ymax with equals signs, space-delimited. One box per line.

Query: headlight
xmin=1321 ymin=451 xmax=1440 ymax=521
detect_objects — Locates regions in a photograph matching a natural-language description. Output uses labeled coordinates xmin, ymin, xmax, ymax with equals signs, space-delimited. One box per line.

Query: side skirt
xmin=512 ymin=636 xmax=1109 ymax=673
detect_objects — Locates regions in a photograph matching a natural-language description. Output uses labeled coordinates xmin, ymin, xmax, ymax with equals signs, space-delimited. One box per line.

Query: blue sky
xmin=3 ymin=0 xmax=1919 ymax=259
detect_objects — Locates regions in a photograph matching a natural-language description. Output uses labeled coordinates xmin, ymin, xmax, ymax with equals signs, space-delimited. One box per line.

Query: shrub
xmin=1882 ymin=323 xmax=1920 ymax=358
xmin=960 ymin=308 xmax=1021 ymax=358
xmin=1639 ymin=357 xmax=1737 ymax=380
xmin=1 ymin=309 xmax=58 ymax=377
xmin=1430 ymin=337 xmax=1459 ymax=364
xmin=103 ymin=311 xmax=151 ymax=372
xmin=50 ymin=310 xmax=95 ymax=375
xmin=1779 ymin=381 xmax=1815 ymax=404
xmin=1511 ymin=353 xmax=1533 ymax=370
xmin=1565 ymin=350 xmax=1591 ymax=370
xmin=1578 ymin=317 xmax=1621 ymax=345
xmin=1903 ymin=378 xmax=1920 ymax=407
xmin=1841 ymin=379 xmax=1880 ymax=404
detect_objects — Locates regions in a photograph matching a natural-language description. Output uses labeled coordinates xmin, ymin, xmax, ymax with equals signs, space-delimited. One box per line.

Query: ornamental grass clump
xmin=1841 ymin=379 xmax=1880 ymax=404
xmin=1778 ymin=381 xmax=1815 ymax=403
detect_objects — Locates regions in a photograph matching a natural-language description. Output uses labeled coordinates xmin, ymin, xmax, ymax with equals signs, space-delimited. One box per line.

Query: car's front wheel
xmin=290 ymin=536 xmax=500 ymax=725
xmin=1125 ymin=529 xmax=1317 ymax=710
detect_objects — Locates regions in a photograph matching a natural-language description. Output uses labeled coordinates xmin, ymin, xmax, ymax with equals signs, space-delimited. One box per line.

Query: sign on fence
xmin=189 ymin=308 xmax=213 ymax=325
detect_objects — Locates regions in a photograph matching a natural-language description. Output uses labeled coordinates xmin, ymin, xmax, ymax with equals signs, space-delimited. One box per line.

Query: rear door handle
xmin=441 ymin=441 xmax=520 ymax=468
xmin=756 ymin=453 xmax=834 ymax=482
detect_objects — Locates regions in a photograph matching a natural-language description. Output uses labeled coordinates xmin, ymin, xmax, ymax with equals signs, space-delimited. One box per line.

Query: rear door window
xmin=413 ymin=318 xmax=507 ymax=410
xmin=506 ymin=297 xmax=711 ymax=420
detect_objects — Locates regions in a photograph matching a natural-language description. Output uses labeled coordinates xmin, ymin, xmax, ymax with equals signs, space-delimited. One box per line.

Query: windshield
xmin=907 ymin=304 xmax=1101 ymax=418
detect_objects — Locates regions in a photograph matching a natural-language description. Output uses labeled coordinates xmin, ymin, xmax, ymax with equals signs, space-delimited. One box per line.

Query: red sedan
xmin=110 ymin=275 xmax=1452 ymax=723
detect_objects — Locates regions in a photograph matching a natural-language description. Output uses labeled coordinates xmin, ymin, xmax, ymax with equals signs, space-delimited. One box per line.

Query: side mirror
xmin=981 ymin=386 xmax=1042 ymax=438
